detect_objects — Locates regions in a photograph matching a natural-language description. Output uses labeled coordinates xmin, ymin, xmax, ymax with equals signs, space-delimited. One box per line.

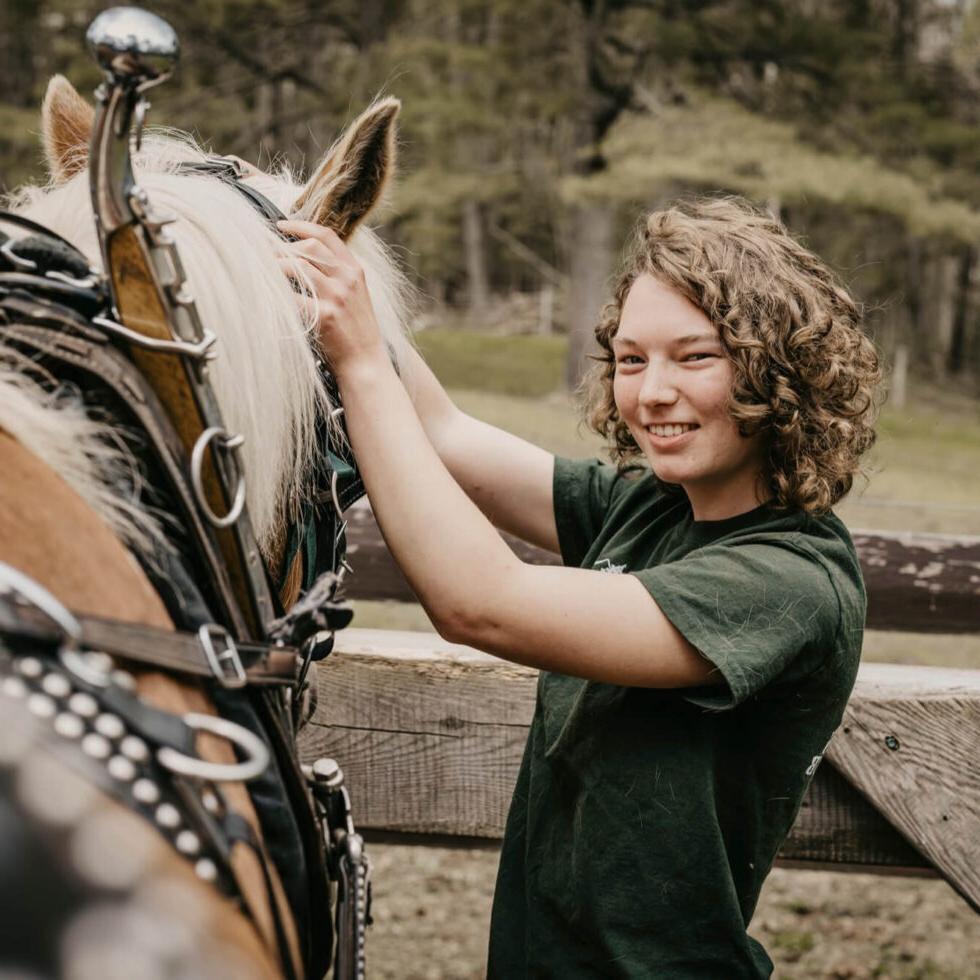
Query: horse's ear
xmin=293 ymin=97 xmax=400 ymax=239
xmin=41 ymin=75 xmax=95 ymax=183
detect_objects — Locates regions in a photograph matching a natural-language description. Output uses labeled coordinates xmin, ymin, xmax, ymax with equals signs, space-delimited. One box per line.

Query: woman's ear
xmin=41 ymin=75 xmax=95 ymax=183
xmin=292 ymin=97 xmax=400 ymax=239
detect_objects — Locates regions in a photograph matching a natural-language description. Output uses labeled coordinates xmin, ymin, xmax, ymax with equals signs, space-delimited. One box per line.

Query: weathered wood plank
xmin=300 ymin=631 xmax=980 ymax=901
xmin=343 ymin=504 xmax=980 ymax=633
xmin=826 ymin=664 xmax=980 ymax=912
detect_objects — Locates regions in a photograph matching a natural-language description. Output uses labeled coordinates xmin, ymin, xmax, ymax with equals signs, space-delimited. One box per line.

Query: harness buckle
xmin=198 ymin=623 xmax=247 ymax=689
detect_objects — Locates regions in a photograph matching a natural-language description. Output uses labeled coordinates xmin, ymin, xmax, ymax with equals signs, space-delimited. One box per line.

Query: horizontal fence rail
xmin=302 ymin=631 xmax=980 ymax=913
xmin=342 ymin=503 xmax=980 ymax=634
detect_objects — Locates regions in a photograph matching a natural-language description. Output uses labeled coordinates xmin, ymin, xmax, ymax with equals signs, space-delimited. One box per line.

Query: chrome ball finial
xmin=86 ymin=6 xmax=179 ymax=83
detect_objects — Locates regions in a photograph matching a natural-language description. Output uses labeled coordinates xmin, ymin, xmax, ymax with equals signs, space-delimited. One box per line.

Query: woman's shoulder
xmin=721 ymin=507 xmax=866 ymax=629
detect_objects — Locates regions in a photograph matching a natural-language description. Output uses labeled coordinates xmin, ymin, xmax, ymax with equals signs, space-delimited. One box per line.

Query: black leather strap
xmin=0 ymin=600 xmax=301 ymax=687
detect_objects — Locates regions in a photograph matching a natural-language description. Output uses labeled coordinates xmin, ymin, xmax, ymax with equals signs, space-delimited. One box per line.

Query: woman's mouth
xmin=645 ymin=422 xmax=699 ymax=446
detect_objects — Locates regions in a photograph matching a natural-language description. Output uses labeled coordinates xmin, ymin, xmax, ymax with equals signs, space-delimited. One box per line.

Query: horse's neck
xmin=0 ymin=430 xmax=171 ymax=627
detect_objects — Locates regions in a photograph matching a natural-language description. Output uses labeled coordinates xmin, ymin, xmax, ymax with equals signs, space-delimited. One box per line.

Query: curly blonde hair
xmin=584 ymin=197 xmax=881 ymax=515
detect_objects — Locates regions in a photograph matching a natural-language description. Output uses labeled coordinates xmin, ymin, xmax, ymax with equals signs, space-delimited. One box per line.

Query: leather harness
xmin=0 ymin=162 xmax=368 ymax=979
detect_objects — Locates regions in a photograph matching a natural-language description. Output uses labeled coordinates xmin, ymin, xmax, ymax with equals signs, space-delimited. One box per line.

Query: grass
xmin=414 ymin=328 xmax=566 ymax=398
xmin=769 ymin=928 xmax=816 ymax=962
xmin=353 ymin=329 xmax=980 ymax=668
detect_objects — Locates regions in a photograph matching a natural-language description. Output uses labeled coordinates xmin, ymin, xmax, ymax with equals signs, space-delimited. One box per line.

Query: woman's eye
xmin=683 ymin=352 xmax=714 ymax=362
xmin=616 ymin=354 xmax=643 ymax=366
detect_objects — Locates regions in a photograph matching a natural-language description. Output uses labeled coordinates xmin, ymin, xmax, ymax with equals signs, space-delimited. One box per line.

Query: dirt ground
xmin=365 ymin=844 xmax=979 ymax=979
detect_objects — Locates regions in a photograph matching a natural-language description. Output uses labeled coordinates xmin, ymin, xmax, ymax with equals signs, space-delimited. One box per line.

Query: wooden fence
xmin=299 ymin=503 xmax=980 ymax=913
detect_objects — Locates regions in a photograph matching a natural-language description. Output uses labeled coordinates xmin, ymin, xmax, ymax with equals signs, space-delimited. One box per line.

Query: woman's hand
xmin=277 ymin=219 xmax=386 ymax=373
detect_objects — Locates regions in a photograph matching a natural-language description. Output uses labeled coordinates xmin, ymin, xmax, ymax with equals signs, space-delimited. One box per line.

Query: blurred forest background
xmin=2 ymin=2 xmax=979 ymax=976
xmin=3 ymin=0 xmax=980 ymax=396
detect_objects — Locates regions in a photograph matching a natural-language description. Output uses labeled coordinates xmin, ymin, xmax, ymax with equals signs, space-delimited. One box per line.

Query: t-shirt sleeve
xmin=553 ymin=456 xmax=627 ymax=567
xmin=633 ymin=537 xmax=842 ymax=710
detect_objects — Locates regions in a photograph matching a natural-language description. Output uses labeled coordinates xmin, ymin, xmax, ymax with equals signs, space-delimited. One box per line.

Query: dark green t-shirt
xmin=487 ymin=458 xmax=866 ymax=978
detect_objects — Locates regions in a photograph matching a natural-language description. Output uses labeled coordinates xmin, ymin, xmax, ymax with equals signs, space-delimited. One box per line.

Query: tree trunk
xmin=891 ymin=344 xmax=909 ymax=411
xmin=947 ymin=245 xmax=975 ymax=376
xmin=462 ymin=199 xmax=490 ymax=321
xmin=538 ymin=285 xmax=554 ymax=335
xmin=566 ymin=202 xmax=614 ymax=390
xmin=930 ymin=252 xmax=959 ymax=379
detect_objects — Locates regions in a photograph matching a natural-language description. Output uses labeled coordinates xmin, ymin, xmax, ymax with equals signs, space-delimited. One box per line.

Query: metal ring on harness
xmin=0 ymin=564 xmax=110 ymax=686
xmin=328 ymin=407 xmax=348 ymax=520
xmin=329 ymin=469 xmax=344 ymax=521
xmin=157 ymin=712 xmax=270 ymax=782
xmin=190 ymin=427 xmax=247 ymax=529
xmin=0 ymin=562 xmax=82 ymax=643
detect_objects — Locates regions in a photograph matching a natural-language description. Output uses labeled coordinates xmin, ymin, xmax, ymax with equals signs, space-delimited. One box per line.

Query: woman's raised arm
xmin=397 ymin=343 xmax=559 ymax=553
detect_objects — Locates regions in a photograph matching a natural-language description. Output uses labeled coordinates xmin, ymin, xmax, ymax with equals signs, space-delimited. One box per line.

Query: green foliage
xmin=0 ymin=103 xmax=42 ymax=192
xmin=576 ymin=91 xmax=980 ymax=242
xmin=4 ymin=0 xmax=980 ymax=386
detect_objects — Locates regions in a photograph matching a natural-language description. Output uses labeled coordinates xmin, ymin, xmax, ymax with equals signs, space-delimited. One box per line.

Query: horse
xmin=0 ymin=68 xmax=410 ymax=979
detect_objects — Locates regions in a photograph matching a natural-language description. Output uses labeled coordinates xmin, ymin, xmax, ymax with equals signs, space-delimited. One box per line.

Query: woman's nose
xmin=638 ymin=361 xmax=679 ymax=406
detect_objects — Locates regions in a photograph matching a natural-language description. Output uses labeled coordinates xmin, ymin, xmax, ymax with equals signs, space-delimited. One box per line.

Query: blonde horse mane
xmin=2 ymin=125 xmax=411 ymax=560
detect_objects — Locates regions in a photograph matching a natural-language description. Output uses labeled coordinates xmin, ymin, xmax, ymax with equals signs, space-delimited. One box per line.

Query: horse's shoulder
xmin=0 ymin=430 xmax=171 ymax=629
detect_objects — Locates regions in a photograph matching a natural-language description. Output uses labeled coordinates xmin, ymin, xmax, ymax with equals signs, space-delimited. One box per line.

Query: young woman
xmin=279 ymin=197 xmax=881 ymax=978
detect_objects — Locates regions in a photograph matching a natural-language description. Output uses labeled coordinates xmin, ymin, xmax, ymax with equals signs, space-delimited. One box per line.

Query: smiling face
xmin=612 ymin=273 xmax=769 ymax=520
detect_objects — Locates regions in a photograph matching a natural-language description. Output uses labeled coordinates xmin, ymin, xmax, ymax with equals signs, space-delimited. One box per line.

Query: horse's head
xmin=13 ymin=76 xmax=410 ymax=563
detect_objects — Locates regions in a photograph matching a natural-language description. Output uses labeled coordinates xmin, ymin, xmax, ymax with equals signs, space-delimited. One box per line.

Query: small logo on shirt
xmin=593 ymin=557 xmax=627 ymax=574
xmin=805 ymin=734 xmax=836 ymax=778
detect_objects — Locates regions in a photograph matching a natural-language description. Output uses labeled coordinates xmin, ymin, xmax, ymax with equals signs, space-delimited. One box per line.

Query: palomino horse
xmin=0 ymin=41 xmax=409 ymax=980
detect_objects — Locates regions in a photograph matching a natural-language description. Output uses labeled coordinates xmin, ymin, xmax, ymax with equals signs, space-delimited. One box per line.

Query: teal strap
xmin=278 ymin=504 xmax=318 ymax=595
xmin=301 ymin=510 xmax=317 ymax=592
xmin=326 ymin=449 xmax=355 ymax=483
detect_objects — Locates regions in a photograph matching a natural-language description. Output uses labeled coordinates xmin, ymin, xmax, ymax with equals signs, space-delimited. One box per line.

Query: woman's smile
xmin=644 ymin=422 xmax=700 ymax=446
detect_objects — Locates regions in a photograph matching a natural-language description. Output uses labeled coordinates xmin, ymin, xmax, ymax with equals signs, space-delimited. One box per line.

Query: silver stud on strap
xmin=132 ymin=778 xmax=160 ymax=805
xmin=111 ymin=669 xmax=137 ymax=691
xmin=120 ymin=735 xmax=149 ymax=762
xmin=17 ymin=658 xmax=43 ymax=679
xmin=94 ymin=713 xmax=125 ymax=740
xmin=53 ymin=713 xmax=85 ymax=740
xmin=80 ymin=732 xmax=111 ymax=760
xmin=107 ymin=755 xmax=137 ymax=782
xmin=201 ymin=790 xmax=222 ymax=814
xmin=2 ymin=676 xmax=27 ymax=699
xmin=68 ymin=692 xmax=98 ymax=718
xmin=27 ymin=693 xmax=56 ymax=718
xmin=155 ymin=802 xmax=180 ymax=828
xmin=41 ymin=673 xmax=71 ymax=698
xmin=175 ymin=830 xmax=200 ymax=855
xmin=195 ymin=858 xmax=218 ymax=883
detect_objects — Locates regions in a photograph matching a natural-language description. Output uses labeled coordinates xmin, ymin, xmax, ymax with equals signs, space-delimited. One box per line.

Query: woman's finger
xmin=278 ymin=256 xmax=339 ymax=305
xmin=282 ymin=236 xmax=340 ymax=272
xmin=278 ymin=219 xmax=349 ymax=259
